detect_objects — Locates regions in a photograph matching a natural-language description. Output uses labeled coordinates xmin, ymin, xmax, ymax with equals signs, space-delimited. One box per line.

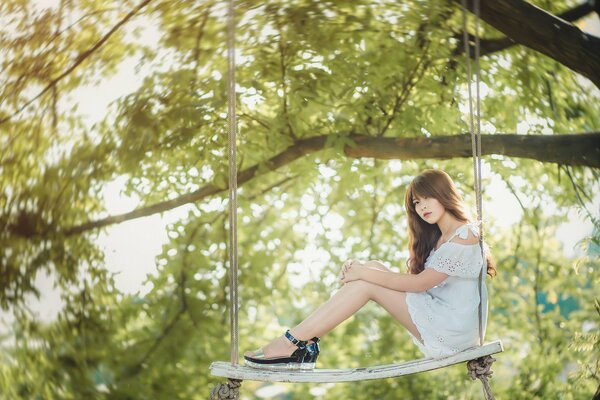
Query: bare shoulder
xmin=449 ymin=225 xmax=480 ymax=246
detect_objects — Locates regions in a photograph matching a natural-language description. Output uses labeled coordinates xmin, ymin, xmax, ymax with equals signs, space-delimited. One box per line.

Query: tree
xmin=0 ymin=0 xmax=598 ymax=398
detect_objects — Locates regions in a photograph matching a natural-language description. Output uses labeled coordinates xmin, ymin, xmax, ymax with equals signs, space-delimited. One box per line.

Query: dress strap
xmin=445 ymin=222 xmax=480 ymax=244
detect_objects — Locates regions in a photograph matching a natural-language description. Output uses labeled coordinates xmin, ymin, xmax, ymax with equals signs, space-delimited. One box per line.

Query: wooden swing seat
xmin=210 ymin=340 xmax=503 ymax=383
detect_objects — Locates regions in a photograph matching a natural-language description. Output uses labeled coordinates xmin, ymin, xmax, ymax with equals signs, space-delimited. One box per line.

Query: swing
xmin=209 ymin=0 xmax=503 ymax=398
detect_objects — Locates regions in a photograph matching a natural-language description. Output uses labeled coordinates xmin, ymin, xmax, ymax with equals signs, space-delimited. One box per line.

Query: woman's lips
xmin=423 ymin=212 xmax=432 ymax=219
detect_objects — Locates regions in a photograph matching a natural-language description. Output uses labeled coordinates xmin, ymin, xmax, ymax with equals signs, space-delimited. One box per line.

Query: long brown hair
xmin=404 ymin=169 xmax=496 ymax=277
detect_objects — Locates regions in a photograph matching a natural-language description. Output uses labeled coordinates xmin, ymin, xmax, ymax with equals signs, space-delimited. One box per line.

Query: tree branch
xmin=457 ymin=1 xmax=597 ymax=58
xmin=0 ymin=0 xmax=153 ymax=125
xmin=344 ymin=132 xmax=600 ymax=167
xmin=275 ymin=15 xmax=297 ymax=140
xmin=562 ymin=165 xmax=594 ymax=220
xmin=454 ymin=0 xmax=600 ymax=88
xmin=380 ymin=47 xmax=430 ymax=137
xmin=245 ymin=174 xmax=298 ymax=201
xmin=190 ymin=6 xmax=212 ymax=94
xmin=42 ymin=132 xmax=600 ymax=237
xmin=239 ymin=111 xmax=271 ymax=130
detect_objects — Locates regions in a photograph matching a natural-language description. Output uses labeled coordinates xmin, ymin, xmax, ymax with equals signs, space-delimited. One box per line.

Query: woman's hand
xmin=339 ymin=259 xmax=390 ymax=286
xmin=340 ymin=260 xmax=365 ymax=285
xmin=340 ymin=259 xmax=354 ymax=283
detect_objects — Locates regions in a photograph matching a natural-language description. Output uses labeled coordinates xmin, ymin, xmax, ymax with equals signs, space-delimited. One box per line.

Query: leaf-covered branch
xmin=53 ymin=132 xmax=600 ymax=237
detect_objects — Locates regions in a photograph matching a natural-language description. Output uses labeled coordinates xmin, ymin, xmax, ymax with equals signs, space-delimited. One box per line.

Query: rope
xmin=219 ymin=2 xmax=492 ymax=397
xmin=209 ymin=378 xmax=242 ymax=400
xmin=473 ymin=0 xmax=486 ymax=351
xmin=467 ymin=356 xmax=496 ymax=400
xmin=460 ymin=3 xmax=497 ymax=399
xmin=227 ymin=0 xmax=239 ymax=366
xmin=461 ymin=0 xmax=485 ymax=349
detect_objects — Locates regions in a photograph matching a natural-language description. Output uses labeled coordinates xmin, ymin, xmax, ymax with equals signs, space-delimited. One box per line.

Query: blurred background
xmin=1 ymin=0 xmax=599 ymax=398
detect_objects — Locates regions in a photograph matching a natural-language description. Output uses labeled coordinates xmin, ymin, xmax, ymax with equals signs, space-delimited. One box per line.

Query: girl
xmin=244 ymin=169 xmax=496 ymax=369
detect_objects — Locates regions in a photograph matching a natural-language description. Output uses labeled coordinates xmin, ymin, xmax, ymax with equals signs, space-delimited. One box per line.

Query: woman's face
xmin=412 ymin=196 xmax=445 ymax=224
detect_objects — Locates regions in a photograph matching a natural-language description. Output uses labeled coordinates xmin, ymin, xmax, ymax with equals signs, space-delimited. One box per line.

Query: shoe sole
xmin=244 ymin=359 xmax=316 ymax=370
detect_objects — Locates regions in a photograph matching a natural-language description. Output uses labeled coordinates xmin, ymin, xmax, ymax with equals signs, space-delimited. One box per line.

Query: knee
xmin=345 ymin=280 xmax=374 ymax=298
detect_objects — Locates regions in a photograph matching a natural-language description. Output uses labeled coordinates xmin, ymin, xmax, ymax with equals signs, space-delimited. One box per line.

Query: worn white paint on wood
xmin=210 ymin=340 xmax=503 ymax=383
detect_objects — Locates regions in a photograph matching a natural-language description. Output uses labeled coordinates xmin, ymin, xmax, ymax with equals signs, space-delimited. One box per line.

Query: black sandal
xmin=244 ymin=330 xmax=312 ymax=370
xmin=302 ymin=337 xmax=320 ymax=369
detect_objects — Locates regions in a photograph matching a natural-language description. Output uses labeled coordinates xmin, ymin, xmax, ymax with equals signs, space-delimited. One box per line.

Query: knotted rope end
xmin=210 ymin=379 xmax=242 ymax=400
xmin=467 ymin=355 xmax=496 ymax=380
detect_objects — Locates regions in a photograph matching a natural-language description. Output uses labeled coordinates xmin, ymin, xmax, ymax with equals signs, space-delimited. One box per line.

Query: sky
xmin=1 ymin=1 xmax=599 ymax=329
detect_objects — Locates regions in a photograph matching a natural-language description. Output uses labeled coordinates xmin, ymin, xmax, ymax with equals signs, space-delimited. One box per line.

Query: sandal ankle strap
xmin=284 ymin=330 xmax=307 ymax=348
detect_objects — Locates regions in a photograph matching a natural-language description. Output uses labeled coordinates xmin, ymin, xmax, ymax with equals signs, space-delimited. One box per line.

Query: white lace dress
xmin=405 ymin=223 xmax=488 ymax=358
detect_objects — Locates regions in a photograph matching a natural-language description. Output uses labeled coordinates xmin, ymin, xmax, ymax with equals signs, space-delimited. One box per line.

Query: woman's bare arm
xmin=342 ymin=265 xmax=447 ymax=292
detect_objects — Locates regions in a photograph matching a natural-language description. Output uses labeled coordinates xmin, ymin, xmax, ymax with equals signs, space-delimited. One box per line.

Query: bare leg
xmin=245 ymin=280 xmax=422 ymax=359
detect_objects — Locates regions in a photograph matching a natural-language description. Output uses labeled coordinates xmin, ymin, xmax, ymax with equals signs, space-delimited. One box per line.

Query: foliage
xmin=1 ymin=0 xmax=599 ymax=399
